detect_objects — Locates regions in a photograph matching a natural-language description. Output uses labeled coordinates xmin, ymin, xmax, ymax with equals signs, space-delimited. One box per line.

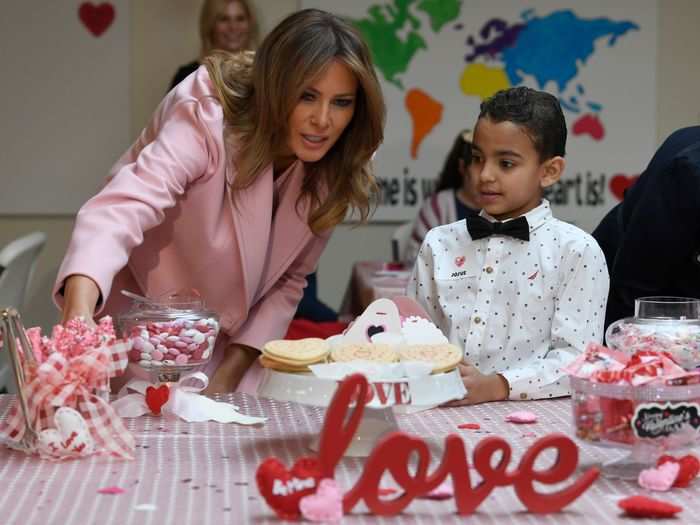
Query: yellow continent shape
xmin=460 ymin=64 xmax=511 ymax=100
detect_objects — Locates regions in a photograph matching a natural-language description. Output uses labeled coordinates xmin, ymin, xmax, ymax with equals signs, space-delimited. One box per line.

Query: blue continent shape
xmin=501 ymin=9 xmax=638 ymax=92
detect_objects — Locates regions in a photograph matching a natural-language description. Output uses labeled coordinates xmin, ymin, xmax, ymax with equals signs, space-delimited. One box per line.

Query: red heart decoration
xmin=78 ymin=2 xmax=115 ymax=37
xmin=455 ymin=256 xmax=465 ymax=267
xmin=618 ymin=495 xmax=682 ymax=518
xmin=657 ymin=454 xmax=700 ymax=487
xmin=256 ymin=457 xmax=322 ymax=520
xmin=609 ymin=173 xmax=639 ymax=201
xmin=145 ymin=384 xmax=170 ymax=415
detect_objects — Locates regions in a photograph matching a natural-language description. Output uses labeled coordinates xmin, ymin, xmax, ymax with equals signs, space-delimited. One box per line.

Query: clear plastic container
xmin=605 ymin=296 xmax=700 ymax=369
xmin=117 ymin=290 xmax=220 ymax=383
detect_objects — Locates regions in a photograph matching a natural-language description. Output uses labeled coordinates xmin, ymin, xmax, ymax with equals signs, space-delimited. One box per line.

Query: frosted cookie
xmin=331 ymin=343 xmax=398 ymax=363
xmin=262 ymin=338 xmax=330 ymax=365
xmin=398 ymin=344 xmax=462 ymax=374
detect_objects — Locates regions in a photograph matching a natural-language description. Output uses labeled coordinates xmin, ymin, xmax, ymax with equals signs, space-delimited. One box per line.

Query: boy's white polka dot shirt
xmin=407 ymin=200 xmax=609 ymax=400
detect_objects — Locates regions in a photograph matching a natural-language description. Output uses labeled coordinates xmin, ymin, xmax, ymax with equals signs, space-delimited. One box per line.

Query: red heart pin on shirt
xmin=609 ymin=173 xmax=639 ymax=201
xmin=78 ymin=2 xmax=115 ymax=37
xmin=256 ymin=457 xmax=322 ymax=520
xmin=145 ymin=384 xmax=170 ymax=415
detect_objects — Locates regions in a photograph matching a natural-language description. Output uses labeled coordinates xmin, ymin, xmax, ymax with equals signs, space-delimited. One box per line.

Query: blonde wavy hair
xmin=204 ymin=8 xmax=386 ymax=233
xmin=199 ymin=0 xmax=259 ymax=57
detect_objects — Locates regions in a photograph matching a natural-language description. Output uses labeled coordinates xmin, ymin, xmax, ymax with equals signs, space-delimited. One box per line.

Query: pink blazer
xmin=54 ymin=67 xmax=330 ymax=394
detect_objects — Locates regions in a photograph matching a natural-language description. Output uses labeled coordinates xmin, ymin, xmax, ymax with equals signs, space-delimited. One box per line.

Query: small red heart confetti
xmin=657 ymin=454 xmax=700 ymax=487
xmin=457 ymin=423 xmax=480 ymax=430
xmin=145 ymin=384 xmax=170 ymax=415
xmin=97 ymin=486 xmax=125 ymax=495
xmin=618 ymin=495 xmax=682 ymax=518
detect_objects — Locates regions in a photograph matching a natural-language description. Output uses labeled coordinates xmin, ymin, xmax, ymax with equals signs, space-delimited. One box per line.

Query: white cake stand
xmin=257 ymin=368 xmax=465 ymax=457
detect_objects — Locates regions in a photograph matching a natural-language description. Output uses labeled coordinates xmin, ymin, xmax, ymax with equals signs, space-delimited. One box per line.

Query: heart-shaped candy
xmin=299 ymin=478 xmax=343 ymax=522
xmin=145 ymin=384 xmax=170 ymax=415
xmin=638 ymin=461 xmax=679 ymax=491
xmin=618 ymin=495 xmax=682 ymax=518
xmin=37 ymin=407 xmax=96 ymax=459
xmin=256 ymin=457 xmax=322 ymax=520
xmin=657 ymin=454 xmax=700 ymax=487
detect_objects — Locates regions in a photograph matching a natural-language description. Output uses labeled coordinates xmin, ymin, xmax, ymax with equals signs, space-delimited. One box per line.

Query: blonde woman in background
xmin=170 ymin=0 xmax=259 ymax=89
xmin=55 ymin=9 xmax=386 ymax=394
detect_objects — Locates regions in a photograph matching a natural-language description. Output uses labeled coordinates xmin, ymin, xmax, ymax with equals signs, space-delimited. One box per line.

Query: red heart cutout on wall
xmin=145 ymin=384 xmax=170 ymax=415
xmin=256 ymin=457 xmax=322 ymax=520
xmin=609 ymin=173 xmax=639 ymax=201
xmin=78 ymin=2 xmax=115 ymax=37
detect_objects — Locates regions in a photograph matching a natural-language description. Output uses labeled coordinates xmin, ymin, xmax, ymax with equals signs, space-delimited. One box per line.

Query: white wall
xmin=1 ymin=0 xmax=699 ymax=331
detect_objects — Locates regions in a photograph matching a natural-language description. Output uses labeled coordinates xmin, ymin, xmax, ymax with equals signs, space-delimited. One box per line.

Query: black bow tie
xmin=466 ymin=215 xmax=530 ymax=241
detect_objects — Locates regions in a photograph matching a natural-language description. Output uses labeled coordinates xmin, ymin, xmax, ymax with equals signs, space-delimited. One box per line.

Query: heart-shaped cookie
xmin=256 ymin=457 xmax=322 ymax=520
xmin=37 ymin=407 xmax=96 ymax=459
xmin=146 ymin=384 xmax=170 ymax=415
xmin=299 ymin=478 xmax=343 ymax=522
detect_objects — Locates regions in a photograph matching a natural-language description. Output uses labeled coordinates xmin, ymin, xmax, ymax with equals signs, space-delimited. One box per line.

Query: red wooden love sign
xmin=257 ymin=374 xmax=599 ymax=519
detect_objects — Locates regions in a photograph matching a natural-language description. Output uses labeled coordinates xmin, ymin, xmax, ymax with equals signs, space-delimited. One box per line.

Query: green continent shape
xmin=353 ymin=0 xmax=427 ymax=89
xmin=416 ymin=0 xmax=462 ymax=32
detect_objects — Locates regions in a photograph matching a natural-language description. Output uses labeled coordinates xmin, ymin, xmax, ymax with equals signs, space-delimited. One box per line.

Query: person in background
xmin=170 ymin=0 xmax=259 ymax=89
xmin=593 ymin=126 xmax=700 ymax=331
xmin=408 ymin=87 xmax=608 ymax=405
xmin=55 ymin=9 xmax=385 ymax=394
xmin=404 ymin=129 xmax=480 ymax=264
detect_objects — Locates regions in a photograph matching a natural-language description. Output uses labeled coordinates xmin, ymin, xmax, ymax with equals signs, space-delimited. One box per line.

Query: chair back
xmin=0 ymin=231 xmax=46 ymax=392
xmin=391 ymin=222 xmax=413 ymax=263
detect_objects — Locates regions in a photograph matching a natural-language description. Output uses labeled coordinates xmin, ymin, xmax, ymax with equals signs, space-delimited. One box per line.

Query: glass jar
xmin=605 ymin=296 xmax=700 ymax=370
xmin=117 ymin=290 xmax=220 ymax=383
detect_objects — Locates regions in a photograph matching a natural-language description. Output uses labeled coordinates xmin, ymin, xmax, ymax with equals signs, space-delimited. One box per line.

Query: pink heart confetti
xmin=299 ymin=478 xmax=343 ymax=523
xmin=638 ymin=461 xmax=680 ymax=492
xmin=98 ymin=486 xmax=125 ymax=495
xmin=504 ymin=410 xmax=538 ymax=424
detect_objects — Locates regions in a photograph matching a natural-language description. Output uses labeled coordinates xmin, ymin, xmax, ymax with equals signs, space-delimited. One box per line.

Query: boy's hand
xmin=443 ymin=361 xmax=509 ymax=406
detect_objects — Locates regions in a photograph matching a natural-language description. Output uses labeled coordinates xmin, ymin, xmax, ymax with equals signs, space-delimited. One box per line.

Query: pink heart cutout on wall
xmin=609 ymin=173 xmax=639 ymax=201
xmin=78 ymin=2 xmax=115 ymax=37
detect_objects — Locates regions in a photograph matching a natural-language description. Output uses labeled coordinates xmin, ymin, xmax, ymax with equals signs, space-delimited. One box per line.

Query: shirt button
xmin=485 ymin=266 xmax=494 ymax=274
xmin=520 ymin=393 xmax=528 ymax=400
xmin=473 ymin=316 xmax=482 ymax=324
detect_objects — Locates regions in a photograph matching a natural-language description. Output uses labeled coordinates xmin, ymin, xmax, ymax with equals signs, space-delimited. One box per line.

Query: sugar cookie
xmin=398 ymin=344 xmax=462 ymax=373
xmin=330 ymin=343 xmax=398 ymax=363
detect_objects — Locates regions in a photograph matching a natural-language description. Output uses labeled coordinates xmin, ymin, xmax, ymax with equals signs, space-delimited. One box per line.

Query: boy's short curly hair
xmin=478 ymin=87 xmax=567 ymax=161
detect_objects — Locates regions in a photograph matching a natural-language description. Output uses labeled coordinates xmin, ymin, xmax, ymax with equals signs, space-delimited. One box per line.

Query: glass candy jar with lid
xmin=605 ymin=296 xmax=700 ymax=369
xmin=117 ymin=290 xmax=220 ymax=383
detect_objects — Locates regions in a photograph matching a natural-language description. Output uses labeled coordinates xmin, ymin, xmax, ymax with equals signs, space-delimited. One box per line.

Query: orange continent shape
xmin=405 ymin=88 xmax=443 ymax=159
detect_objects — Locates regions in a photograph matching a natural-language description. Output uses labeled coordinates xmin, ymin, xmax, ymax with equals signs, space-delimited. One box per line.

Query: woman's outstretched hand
xmin=61 ymin=274 xmax=100 ymax=328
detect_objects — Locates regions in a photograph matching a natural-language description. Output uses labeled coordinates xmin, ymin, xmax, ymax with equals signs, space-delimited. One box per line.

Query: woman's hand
xmin=205 ymin=343 xmax=259 ymax=394
xmin=61 ymin=274 xmax=100 ymax=327
xmin=442 ymin=360 xmax=510 ymax=406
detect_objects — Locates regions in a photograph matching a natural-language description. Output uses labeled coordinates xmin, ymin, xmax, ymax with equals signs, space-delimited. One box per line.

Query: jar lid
xmin=118 ymin=289 xmax=218 ymax=323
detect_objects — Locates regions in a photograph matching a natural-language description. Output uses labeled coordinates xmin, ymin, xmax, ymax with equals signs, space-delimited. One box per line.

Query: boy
xmin=408 ymin=87 xmax=609 ymax=405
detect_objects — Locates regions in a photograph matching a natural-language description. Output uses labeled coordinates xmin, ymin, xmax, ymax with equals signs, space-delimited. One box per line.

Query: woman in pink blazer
xmin=54 ymin=9 xmax=386 ymax=394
